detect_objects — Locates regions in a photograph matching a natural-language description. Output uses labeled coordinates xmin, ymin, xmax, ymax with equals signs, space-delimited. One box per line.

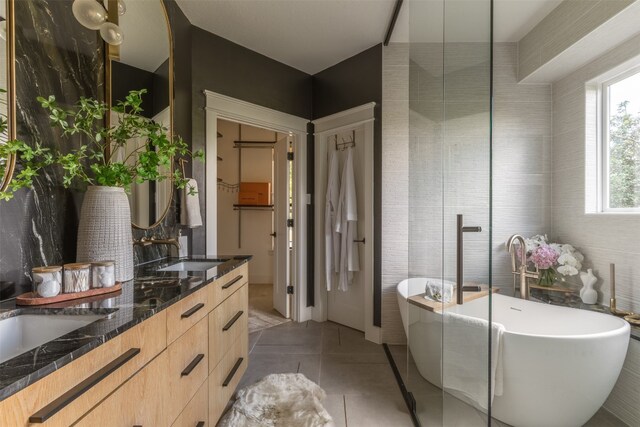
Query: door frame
xmin=312 ymin=103 xmax=380 ymax=344
xmin=204 ymin=91 xmax=312 ymax=323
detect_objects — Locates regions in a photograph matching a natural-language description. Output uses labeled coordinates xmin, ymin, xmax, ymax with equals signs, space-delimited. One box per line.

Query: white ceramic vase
xmin=579 ymin=268 xmax=598 ymax=304
xmin=76 ymin=186 xmax=133 ymax=282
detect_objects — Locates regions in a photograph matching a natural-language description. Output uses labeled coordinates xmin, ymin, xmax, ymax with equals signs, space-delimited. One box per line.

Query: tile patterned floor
xmin=237 ymin=321 xmax=414 ymax=427
xmin=248 ymin=283 xmax=291 ymax=333
xmin=231 ymin=322 xmax=627 ymax=426
xmin=388 ymin=344 xmax=628 ymax=427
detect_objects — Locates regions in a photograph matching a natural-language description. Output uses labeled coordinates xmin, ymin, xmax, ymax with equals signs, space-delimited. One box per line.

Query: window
xmin=601 ymin=68 xmax=640 ymax=212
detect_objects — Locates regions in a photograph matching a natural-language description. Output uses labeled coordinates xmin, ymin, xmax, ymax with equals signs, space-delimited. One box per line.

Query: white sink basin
xmin=0 ymin=314 xmax=106 ymax=364
xmin=157 ymin=260 xmax=226 ymax=272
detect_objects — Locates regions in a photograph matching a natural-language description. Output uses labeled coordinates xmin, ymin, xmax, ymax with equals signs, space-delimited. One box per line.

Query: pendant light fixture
xmin=72 ymin=0 xmax=125 ymax=46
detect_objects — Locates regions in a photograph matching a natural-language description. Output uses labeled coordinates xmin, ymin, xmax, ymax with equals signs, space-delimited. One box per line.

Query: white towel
xmin=335 ymin=147 xmax=359 ymax=291
xmin=180 ymin=178 xmax=203 ymax=228
xmin=324 ymin=148 xmax=340 ymax=291
xmin=442 ymin=311 xmax=505 ymax=410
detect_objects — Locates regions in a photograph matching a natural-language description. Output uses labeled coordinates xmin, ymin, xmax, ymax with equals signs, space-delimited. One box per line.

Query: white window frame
xmin=599 ymin=65 xmax=640 ymax=213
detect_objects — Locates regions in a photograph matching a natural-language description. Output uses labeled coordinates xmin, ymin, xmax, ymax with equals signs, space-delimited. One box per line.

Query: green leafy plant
xmin=0 ymin=89 xmax=203 ymax=201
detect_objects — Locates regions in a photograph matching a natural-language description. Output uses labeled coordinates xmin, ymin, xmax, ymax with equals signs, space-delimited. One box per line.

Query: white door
xmin=273 ymin=137 xmax=291 ymax=318
xmin=327 ymin=128 xmax=366 ymax=331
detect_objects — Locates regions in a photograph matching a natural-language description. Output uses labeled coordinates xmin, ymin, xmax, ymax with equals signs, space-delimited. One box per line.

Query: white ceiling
xmin=176 ymin=0 xmax=562 ymax=74
xmin=177 ymin=0 xmax=398 ymax=74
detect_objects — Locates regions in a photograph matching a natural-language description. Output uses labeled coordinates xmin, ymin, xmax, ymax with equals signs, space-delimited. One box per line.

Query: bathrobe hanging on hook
xmin=335 ymin=146 xmax=359 ymax=291
xmin=324 ymin=147 xmax=341 ymax=291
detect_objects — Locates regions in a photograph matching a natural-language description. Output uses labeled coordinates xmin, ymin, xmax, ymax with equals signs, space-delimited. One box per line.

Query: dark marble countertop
xmin=0 ymin=255 xmax=251 ymax=403
xmin=531 ymin=288 xmax=640 ymax=341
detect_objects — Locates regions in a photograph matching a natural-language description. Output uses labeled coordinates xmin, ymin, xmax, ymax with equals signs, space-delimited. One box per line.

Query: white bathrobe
xmin=324 ymin=147 xmax=340 ymax=291
xmin=335 ymin=147 xmax=359 ymax=291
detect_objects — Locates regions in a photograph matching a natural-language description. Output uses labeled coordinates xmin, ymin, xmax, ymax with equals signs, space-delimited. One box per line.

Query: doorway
xmin=313 ymin=103 xmax=378 ymax=342
xmin=216 ymin=119 xmax=294 ymax=332
xmin=204 ymin=91 xmax=311 ymax=323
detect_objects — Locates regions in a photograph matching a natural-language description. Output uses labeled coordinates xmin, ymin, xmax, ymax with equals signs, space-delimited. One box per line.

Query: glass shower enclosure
xmin=404 ymin=0 xmax=494 ymax=425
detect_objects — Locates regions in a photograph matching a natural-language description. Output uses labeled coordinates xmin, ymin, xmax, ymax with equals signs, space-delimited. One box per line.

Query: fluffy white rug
xmin=218 ymin=373 xmax=335 ymax=427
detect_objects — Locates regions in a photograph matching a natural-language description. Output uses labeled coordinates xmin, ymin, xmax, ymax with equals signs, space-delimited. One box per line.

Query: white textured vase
xmin=76 ymin=186 xmax=133 ymax=282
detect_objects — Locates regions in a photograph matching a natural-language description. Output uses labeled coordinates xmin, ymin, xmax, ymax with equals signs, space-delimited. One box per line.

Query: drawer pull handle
xmin=181 ymin=353 xmax=205 ymax=377
xmin=181 ymin=302 xmax=205 ymax=318
xmin=196 ymin=423 xmax=205 ymax=427
xmin=222 ymin=357 xmax=244 ymax=387
xmin=222 ymin=311 xmax=244 ymax=331
xmin=222 ymin=275 xmax=243 ymax=290
xmin=29 ymin=348 xmax=141 ymax=423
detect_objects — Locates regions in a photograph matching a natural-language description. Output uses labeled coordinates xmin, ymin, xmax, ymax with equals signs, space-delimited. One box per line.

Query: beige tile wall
xmin=381 ymin=43 xmax=409 ymax=345
xmin=552 ymin=33 xmax=640 ymax=314
xmin=380 ymin=42 xmax=553 ymax=343
xmin=518 ymin=0 xmax=634 ymax=81
xmin=552 ymin=33 xmax=640 ymax=426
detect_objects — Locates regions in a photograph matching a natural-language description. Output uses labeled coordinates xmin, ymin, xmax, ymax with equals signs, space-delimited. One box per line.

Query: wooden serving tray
xmin=528 ymin=282 xmax=577 ymax=293
xmin=408 ymin=285 xmax=499 ymax=313
xmin=16 ymin=283 xmax=122 ymax=306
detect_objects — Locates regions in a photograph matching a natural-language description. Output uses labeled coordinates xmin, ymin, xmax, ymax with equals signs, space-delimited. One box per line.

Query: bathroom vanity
xmin=0 ymin=256 xmax=251 ymax=426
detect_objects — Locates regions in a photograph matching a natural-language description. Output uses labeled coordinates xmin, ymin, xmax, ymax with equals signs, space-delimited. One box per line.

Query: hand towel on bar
xmin=180 ymin=178 xmax=203 ymax=228
xmin=324 ymin=147 xmax=341 ymax=291
xmin=442 ymin=311 xmax=505 ymax=410
xmin=335 ymin=147 xmax=359 ymax=291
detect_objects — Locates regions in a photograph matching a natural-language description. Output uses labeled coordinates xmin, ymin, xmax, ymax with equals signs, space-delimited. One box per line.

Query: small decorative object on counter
xmin=515 ymin=234 xmax=587 ymax=287
xmin=91 ymin=261 xmax=116 ymax=288
xmin=530 ymin=245 xmax=558 ymax=286
xmin=63 ymin=263 xmax=91 ymax=293
xmin=32 ymin=266 xmax=62 ymax=298
xmin=579 ymin=269 xmax=598 ymax=304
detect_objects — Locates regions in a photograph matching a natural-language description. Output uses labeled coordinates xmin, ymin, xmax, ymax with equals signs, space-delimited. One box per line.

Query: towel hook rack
xmin=178 ymin=158 xmax=188 ymax=178
xmin=335 ymin=130 xmax=356 ymax=151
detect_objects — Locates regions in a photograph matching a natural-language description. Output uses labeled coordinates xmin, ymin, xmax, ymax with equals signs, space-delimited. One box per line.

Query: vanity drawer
xmin=75 ymin=350 xmax=170 ymax=427
xmin=209 ymin=335 xmax=248 ymax=425
xmin=0 ymin=311 xmax=166 ymax=427
xmin=166 ymin=316 xmax=209 ymax=424
xmin=209 ymin=282 xmax=248 ymax=372
xmin=209 ymin=264 xmax=248 ymax=309
xmin=166 ymin=286 xmax=210 ymax=345
xmin=171 ymin=380 xmax=208 ymax=427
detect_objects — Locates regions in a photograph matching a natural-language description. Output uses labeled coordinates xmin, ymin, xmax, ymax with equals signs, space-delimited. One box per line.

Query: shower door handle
xmin=456 ymin=214 xmax=482 ymax=305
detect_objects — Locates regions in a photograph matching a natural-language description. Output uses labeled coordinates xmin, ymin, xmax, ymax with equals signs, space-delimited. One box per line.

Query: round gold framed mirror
xmin=106 ymin=0 xmax=174 ymax=229
xmin=0 ymin=0 xmax=16 ymax=193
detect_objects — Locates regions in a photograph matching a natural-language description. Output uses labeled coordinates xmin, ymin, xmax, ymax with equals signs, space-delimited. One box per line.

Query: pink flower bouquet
xmin=530 ymin=245 xmax=559 ymax=286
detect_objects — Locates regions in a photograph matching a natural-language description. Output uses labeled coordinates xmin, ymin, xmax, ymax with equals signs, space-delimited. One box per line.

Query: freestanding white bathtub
xmin=397 ymin=278 xmax=630 ymax=427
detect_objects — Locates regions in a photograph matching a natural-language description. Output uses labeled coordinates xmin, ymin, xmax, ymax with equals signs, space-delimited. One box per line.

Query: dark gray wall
xmin=188 ymin=27 xmax=314 ymax=254
xmin=0 ymin=0 xmax=383 ymax=314
xmin=312 ymin=44 xmax=383 ymax=326
xmin=0 ymin=0 xmax=105 ymax=300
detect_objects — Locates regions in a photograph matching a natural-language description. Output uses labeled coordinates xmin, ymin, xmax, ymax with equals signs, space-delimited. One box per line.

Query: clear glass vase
xmin=538 ymin=268 xmax=556 ymax=287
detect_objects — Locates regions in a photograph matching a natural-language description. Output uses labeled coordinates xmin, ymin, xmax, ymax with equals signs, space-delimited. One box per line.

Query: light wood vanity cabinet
xmin=166 ymin=316 xmax=209 ymax=423
xmin=166 ymin=285 xmax=211 ymax=345
xmin=0 ymin=310 xmax=167 ymax=427
xmin=209 ymin=282 xmax=248 ymax=371
xmin=75 ymin=351 xmax=171 ymax=427
xmin=170 ymin=381 xmax=208 ymax=427
xmin=0 ymin=263 xmax=250 ymax=427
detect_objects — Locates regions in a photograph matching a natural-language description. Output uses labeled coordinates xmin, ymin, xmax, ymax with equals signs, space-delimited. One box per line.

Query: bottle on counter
xmin=32 ymin=266 xmax=62 ymax=298
xmin=63 ymin=263 xmax=91 ymax=293
xmin=91 ymin=261 xmax=116 ymax=288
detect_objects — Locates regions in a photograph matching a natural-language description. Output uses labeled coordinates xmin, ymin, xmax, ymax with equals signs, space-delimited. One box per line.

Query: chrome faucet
xmin=506 ymin=234 xmax=537 ymax=300
xmin=133 ymin=236 xmax=180 ymax=250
